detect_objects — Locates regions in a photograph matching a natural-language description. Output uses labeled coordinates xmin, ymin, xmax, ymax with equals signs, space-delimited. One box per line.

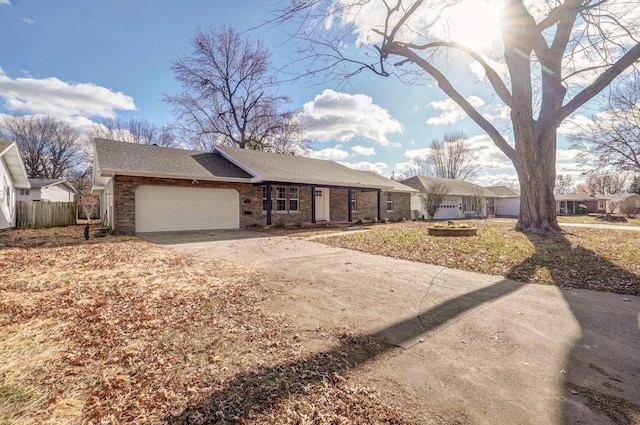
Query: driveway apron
xmin=142 ymin=230 xmax=640 ymax=425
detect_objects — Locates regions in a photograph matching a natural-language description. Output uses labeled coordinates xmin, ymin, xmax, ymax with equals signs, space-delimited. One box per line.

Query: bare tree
xmin=1 ymin=115 xmax=81 ymax=178
xmin=420 ymin=182 xmax=450 ymax=220
xmin=555 ymin=174 xmax=575 ymax=194
xmin=273 ymin=1 xmax=640 ymax=233
xmin=413 ymin=132 xmax=478 ymax=180
xmin=571 ymin=76 xmax=640 ymax=174
xmin=88 ymin=117 xmax=176 ymax=147
xmin=164 ymin=26 xmax=306 ymax=153
xmin=469 ymin=188 xmax=485 ymax=218
xmin=580 ymin=172 xmax=627 ymax=195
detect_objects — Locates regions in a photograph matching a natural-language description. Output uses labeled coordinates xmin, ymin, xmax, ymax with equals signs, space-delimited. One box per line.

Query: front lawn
xmin=0 ymin=226 xmax=412 ymax=424
xmin=320 ymin=220 xmax=639 ymax=295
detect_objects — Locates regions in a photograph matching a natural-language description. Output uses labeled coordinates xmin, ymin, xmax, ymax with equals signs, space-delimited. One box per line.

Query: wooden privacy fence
xmin=16 ymin=201 xmax=77 ymax=229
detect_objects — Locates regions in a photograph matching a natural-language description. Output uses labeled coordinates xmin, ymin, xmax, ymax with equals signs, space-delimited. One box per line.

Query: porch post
xmin=347 ymin=189 xmax=353 ymax=222
xmin=266 ymin=183 xmax=272 ymax=226
xmin=376 ymin=189 xmax=382 ymax=222
xmin=311 ymin=185 xmax=316 ymax=223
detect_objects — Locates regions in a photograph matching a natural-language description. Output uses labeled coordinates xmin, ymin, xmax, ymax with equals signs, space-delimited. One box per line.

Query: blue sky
xmin=0 ymin=0 xmax=607 ymax=186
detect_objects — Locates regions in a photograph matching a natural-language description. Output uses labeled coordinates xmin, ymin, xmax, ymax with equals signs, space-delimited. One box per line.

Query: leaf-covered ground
xmin=319 ymin=220 xmax=640 ymax=295
xmin=0 ymin=226 xmax=421 ymax=425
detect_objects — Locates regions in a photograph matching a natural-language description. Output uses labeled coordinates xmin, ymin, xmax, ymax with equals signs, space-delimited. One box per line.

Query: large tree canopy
xmin=571 ymin=75 xmax=640 ymax=174
xmin=273 ymin=0 xmax=640 ymax=232
xmin=164 ymin=25 xmax=307 ymax=154
xmin=0 ymin=114 xmax=81 ymax=179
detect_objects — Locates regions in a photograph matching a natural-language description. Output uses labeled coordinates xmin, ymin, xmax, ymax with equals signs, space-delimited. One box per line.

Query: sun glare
xmin=446 ymin=0 xmax=503 ymax=51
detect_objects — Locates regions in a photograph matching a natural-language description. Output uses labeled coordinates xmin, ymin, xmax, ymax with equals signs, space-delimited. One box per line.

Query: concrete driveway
xmin=141 ymin=230 xmax=640 ymax=425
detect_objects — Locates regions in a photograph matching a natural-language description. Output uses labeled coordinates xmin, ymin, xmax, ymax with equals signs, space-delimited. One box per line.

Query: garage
xmin=433 ymin=203 xmax=460 ymax=220
xmin=135 ymin=185 xmax=239 ymax=232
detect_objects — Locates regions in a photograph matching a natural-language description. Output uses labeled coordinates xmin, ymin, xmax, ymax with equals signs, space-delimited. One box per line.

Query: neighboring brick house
xmin=91 ymin=139 xmax=415 ymax=234
xmin=555 ymin=193 xmax=610 ymax=214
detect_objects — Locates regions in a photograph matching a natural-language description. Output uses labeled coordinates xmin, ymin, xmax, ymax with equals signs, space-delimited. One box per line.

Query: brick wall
xmin=112 ymin=175 xmax=412 ymax=233
xmin=329 ymin=189 xmax=411 ymax=222
xmin=113 ymin=176 xmax=320 ymax=233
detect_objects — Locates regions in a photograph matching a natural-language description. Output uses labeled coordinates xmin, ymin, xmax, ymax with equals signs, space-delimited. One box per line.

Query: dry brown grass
xmin=320 ymin=220 xmax=640 ymax=295
xmin=0 ymin=225 xmax=416 ymax=424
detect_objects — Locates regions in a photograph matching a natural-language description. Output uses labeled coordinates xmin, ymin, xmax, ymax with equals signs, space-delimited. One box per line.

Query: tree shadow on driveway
xmin=167 ymin=229 xmax=639 ymax=424
xmin=505 ymin=231 xmax=640 ymax=424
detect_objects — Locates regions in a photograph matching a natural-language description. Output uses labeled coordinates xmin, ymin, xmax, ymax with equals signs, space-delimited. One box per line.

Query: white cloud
xmin=22 ymin=17 xmax=35 ymax=24
xmin=427 ymin=96 xmax=485 ymax=125
xmin=340 ymin=160 xmax=388 ymax=174
xmin=473 ymin=173 xmax=520 ymax=188
xmin=403 ymin=147 xmax=431 ymax=159
xmin=298 ymin=89 xmax=403 ymax=145
xmin=351 ymin=145 xmax=376 ymax=156
xmin=0 ymin=67 xmax=136 ymax=123
xmin=0 ymin=0 xmax=11 ymax=5
xmin=304 ymin=146 xmax=349 ymax=161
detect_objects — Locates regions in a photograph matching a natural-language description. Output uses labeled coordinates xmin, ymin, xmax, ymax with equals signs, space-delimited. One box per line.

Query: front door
xmin=315 ymin=188 xmax=330 ymax=221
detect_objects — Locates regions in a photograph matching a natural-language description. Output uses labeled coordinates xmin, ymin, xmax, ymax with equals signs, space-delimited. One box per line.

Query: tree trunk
xmin=514 ymin=133 xmax=561 ymax=233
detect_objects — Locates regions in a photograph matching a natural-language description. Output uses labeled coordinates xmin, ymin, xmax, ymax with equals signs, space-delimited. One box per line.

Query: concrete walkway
xmin=142 ymin=230 xmax=640 ymax=425
xmin=561 ymin=222 xmax=640 ymax=231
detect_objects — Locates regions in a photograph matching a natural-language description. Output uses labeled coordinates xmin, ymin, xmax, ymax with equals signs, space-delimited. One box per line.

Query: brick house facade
xmin=112 ymin=175 xmax=412 ymax=234
xmin=94 ymin=139 xmax=416 ymax=234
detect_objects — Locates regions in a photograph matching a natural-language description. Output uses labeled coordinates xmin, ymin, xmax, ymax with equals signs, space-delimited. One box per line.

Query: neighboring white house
xmin=18 ymin=178 xmax=77 ymax=202
xmin=0 ymin=140 xmax=30 ymax=230
xmin=608 ymin=193 xmax=640 ymax=214
xmin=401 ymin=176 xmax=498 ymax=219
xmin=486 ymin=185 xmax=521 ymax=217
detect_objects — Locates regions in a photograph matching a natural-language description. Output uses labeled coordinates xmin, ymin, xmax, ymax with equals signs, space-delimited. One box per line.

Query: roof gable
xmin=93 ymin=139 xmax=254 ymax=183
xmin=401 ymin=175 xmax=493 ymax=197
xmin=92 ymin=139 xmax=412 ymax=191
xmin=0 ymin=140 xmax=30 ymax=188
xmin=29 ymin=178 xmax=77 ymax=192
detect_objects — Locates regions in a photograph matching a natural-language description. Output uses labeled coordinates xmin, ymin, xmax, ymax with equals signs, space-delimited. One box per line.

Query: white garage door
xmin=433 ymin=203 xmax=459 ymax=220
xmin=135 ymin=186 xmax=239 ymax=232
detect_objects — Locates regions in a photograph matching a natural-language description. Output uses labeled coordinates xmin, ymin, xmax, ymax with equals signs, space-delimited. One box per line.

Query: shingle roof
xmin=28 ymin=178 xmax=77 ymax=192
xmin=400 ymin=176 xmax=494 ymax=197
xmin=0 ymin=140 xmax=13 ymax=153
xmin=486 ymin=185 xmax=520 ymax=197
xmin=608 ymin=193 xmax=640 ymax=201
xmin=94 ymin=139 xmax=253 ymax=181
xmin=216 ymin=146 xmax=415 ymax=190
xmin=93 ymin=139 xmax=416 ymax=191
xmin=554 ymin=193 xmax=611 ymax=201
xmin=30 ymin=178 xmax=66 ymax=189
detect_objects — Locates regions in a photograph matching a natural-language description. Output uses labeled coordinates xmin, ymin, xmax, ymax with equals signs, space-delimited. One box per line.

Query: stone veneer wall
xmin=113 ymin=175 xmax=411 ymax=233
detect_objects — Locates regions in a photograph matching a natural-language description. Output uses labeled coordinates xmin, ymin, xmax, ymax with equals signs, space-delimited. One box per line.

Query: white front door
xmin=314 ymin=188 xmax=330 ymax=221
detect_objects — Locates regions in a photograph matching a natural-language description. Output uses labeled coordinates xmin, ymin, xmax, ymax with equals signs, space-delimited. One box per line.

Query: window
xmin=289 ymin=188 xmax=299 ymax=211
xmin=262 ymin=186 xmax=271 ymax=211
xmin=598 ymin=200 xmax=605 ymax=210
xmin=20 ymin=188 xmax=30 ymax=196
xmin=276 ymin=187 xmax=286 ymax=211
xmin=350 ymin=191 xmax=357 ymax=211
xmin=386 ymin=193 xmax=393 ymax=211
xmin=463 ymin=197 xmax=475 ymax=213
